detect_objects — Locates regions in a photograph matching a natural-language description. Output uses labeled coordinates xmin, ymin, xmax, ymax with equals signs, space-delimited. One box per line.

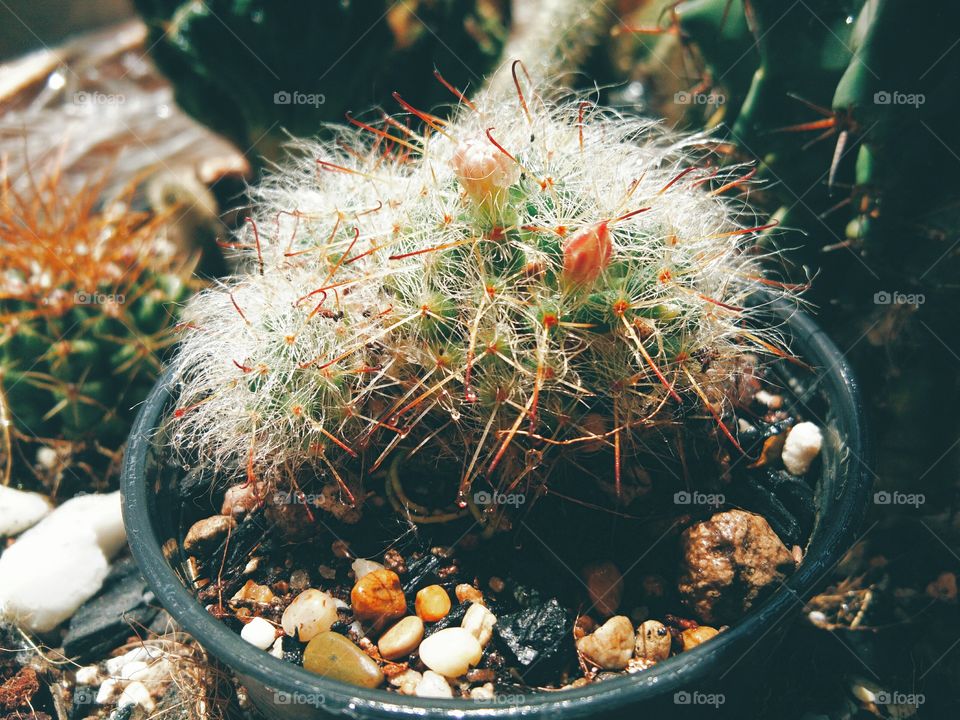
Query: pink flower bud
xmin=451 ymin=139 xmax=518 ymax=208
xmin=562 ymin=221 xmax=611 ymax=285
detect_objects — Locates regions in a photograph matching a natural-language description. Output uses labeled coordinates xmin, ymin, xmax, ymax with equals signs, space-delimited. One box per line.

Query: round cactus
xmin=0 ymin=167 xmax=194 ymax=484
xmin=170 ymin=75 xmax=789 ymax=517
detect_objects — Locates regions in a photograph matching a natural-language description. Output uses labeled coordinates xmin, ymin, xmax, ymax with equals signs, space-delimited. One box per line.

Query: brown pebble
xmin=635 ymin=620 xmax=672 ymax=662
xmin=455 ymin=584 xmax=484 ymax=605
xmin=488 ymin=576 xmax=505 ymax=593
xmin=351 ymin=569 xmax=407 ymax=625
xmin=183 ymin=515 xmax=235 ymax=555
xmin=583 ymin=561 xmax=623 ymax=617
xmin=681 ymin=626 xmax=719 ymax=651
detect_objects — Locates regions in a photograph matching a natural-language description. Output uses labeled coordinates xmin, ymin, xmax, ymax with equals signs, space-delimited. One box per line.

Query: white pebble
xmin=105 ymin=647 xmax=160 ymax=676
xmin=415 ymin=670 xmax=454 ymax=698
xmin=461 ymin=603 xmax=497 ymax=647
xmin=118 ymin=681 xmax=156 ymax=712
xmin=96 ymin=678 xmax=120 ymax=704
xmin=418 ymin=627 xmax=483 ymax=677
xmin=120 ymin=660 xmax=149 ymax=682
xmin=241 ymin=616 xmax=277 ymax=650
xmin=0 ymin=485 xmax=52 ymax=536
xmin=0 ymin=492 xmax=126 ymax=632
xmin=782 ymin=422 xmax=823 ymax=475
xmin=351 ymin=558 xmax=384 ymax=579
xmin=270 ymin=637 xmax=285 ymax=659
xmin=470 ymin=683 xmax=495 ymax=700
xmin=281 ymin=589 xmax=338 ymax=642
xmin=75 ymin=665 xmax=100 ymax=685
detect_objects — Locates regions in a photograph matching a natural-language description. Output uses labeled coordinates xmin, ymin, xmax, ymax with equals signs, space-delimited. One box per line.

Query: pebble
xmin=415 ymin=585 xmax=452 ymax=622
xmin=635 ymin=620 xmax=672 ymax=662
xmin=389 ymin=669 xmax=422 ymax=695
xmin=241 ymin=617 xmax=277 ymax=650
xmin=461 ymin=603 xmax=497 ymax=647
xmin=0 ymin=492 xmax=125 ymax=632
xmin=270 ymin=637 xmax=284 ymax=660
xmin=289 ymin=569 xmax=311 ymax=593
xmin=754 ymin=390 xmax=783 ymax=410
xmin=302 ymin=632 xmax=384 ymax=688
xmin=470 ymin=683 xmax=496 ymax=701
xmin=0 ymin=485 xmax=52 ymax=536
xmin=220 ymin=482 xmax=264 ymax=516
xmin=281 ymin=589 xmax=339 ymax=642
xmin=583 ymin=561 xmax=623 ymax=617
xmin=118 ymin=681 xmax=155 ymax=712
xmin=681 ymin=625 xmax=719 ymax=651
xmin=75 ymin=665 xmax=100 ymax=685
xmin=455 ymin=584 xmax=484 ymax=605
xmin=415 ymin=670 xmax=453 ymax=698
xmin=377 ymin=616 xmax=424 ymax=660
xmin=576 ymin=615 xmax=635 ymax=670
xmin=351 ymin=569 xmax=407 ymax=625
xmin=678 ymin=509 xmax=795 ymax=624
xmin=781 ymin=422 xmax=823 ymax=475
xmin=231 ymin=579 xmax=275 ymax=604
xmin=183 ymin=514 xmax=236 ymax=555
xmin=418 ymin=627 xmax=483 ymax=677
xmin=96 ymin=678 xmax=120 ymax=704
xmin=352 ymin=558 xmax=385 ymax=579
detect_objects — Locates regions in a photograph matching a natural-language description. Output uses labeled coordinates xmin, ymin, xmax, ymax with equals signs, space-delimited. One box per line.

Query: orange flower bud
xmin=562 ymin=221 xmax=611 ymax=285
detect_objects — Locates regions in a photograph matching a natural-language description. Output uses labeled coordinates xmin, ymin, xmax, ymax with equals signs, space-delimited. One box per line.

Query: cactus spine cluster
xmin=170 ymin=69 xmax=788 ymax=519
xmin=0 ymin=167 xmax=193 ymax=484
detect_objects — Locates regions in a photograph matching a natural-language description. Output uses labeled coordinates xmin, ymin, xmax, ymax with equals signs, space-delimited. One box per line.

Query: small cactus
xmin=170 ymin=75 xmax=789 ymax=518
xmin=0 ymin=165 xmax=194 ymax=484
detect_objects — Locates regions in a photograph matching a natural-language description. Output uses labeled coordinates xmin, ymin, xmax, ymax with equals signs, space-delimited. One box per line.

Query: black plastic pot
xmin=122 ymin=299 xmax=871 ymax=719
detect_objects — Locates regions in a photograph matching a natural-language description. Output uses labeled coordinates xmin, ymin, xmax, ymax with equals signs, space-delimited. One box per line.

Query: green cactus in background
xmin=133 ymin=0 xmax=510 ymax=163
xmin=0 ymin=167 xmax=195 ymax=487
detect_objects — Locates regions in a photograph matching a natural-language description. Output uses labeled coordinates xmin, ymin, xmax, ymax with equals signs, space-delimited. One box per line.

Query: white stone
xmin=351 ymin=558 xmax=384 ymax=579
xmin=96 ymin=678 xmax=120 ymax=704
xmin=118 ymin=680 xmax=155 ymax=712
xmin=270 ymin=637 xmax=284 ymax=659
xmin=470 ymin=683 xmax=495 ymax=701
xmin=0 ymin=485 xmax=52 ymax=536
xmin=461 ymin=603 xmax=497 ymax=647
xmin=105 ymin=647 xmax=161 ymax=676
xmin=389 ymin=669 xmax=422 ymax=695
xmin=120 ymin=660 xmax=149 ymax=682
xmin=75 ymin=665 xmax=100 ymax=685
xmin=0 ymin=492 xmax=125 ymax=632
xmin=782 ymin=422 xmax=823 ymax=476
xmin=280 ymin=589 xmax=338 ymax=642
xmin=241 ymin=616 xmax=277 ymax=650
xmin=415 ymin=670 xmax=454 ymax=698
xmin=122 ymin=658 xmax=172 ymax=689
xmin=418 ymin=627 xmax=483 ymax=677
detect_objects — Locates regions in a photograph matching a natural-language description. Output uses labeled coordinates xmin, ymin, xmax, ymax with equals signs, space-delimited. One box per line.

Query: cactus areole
xmin=168 ymin=72 xmax=789 ymax=524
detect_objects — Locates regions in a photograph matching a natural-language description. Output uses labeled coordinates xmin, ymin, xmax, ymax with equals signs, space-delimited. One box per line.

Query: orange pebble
xmin=415 ymin=585 xmax=452 ymax=622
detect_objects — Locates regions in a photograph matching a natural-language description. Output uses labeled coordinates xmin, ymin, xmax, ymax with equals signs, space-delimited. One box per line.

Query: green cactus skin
xmin=134 ymin=0 xmax=510 ymax=163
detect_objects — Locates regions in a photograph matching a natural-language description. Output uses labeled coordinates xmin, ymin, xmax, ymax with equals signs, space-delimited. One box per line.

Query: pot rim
xmin=121 ymin=297 xmax=872 ymax=718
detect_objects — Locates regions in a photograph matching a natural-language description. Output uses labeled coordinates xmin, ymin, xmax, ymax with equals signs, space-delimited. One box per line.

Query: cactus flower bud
xmin=562 ymin=221 xmax=611 ymax=285
xmin=451 ymin=138 xmax=519 ymax=217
